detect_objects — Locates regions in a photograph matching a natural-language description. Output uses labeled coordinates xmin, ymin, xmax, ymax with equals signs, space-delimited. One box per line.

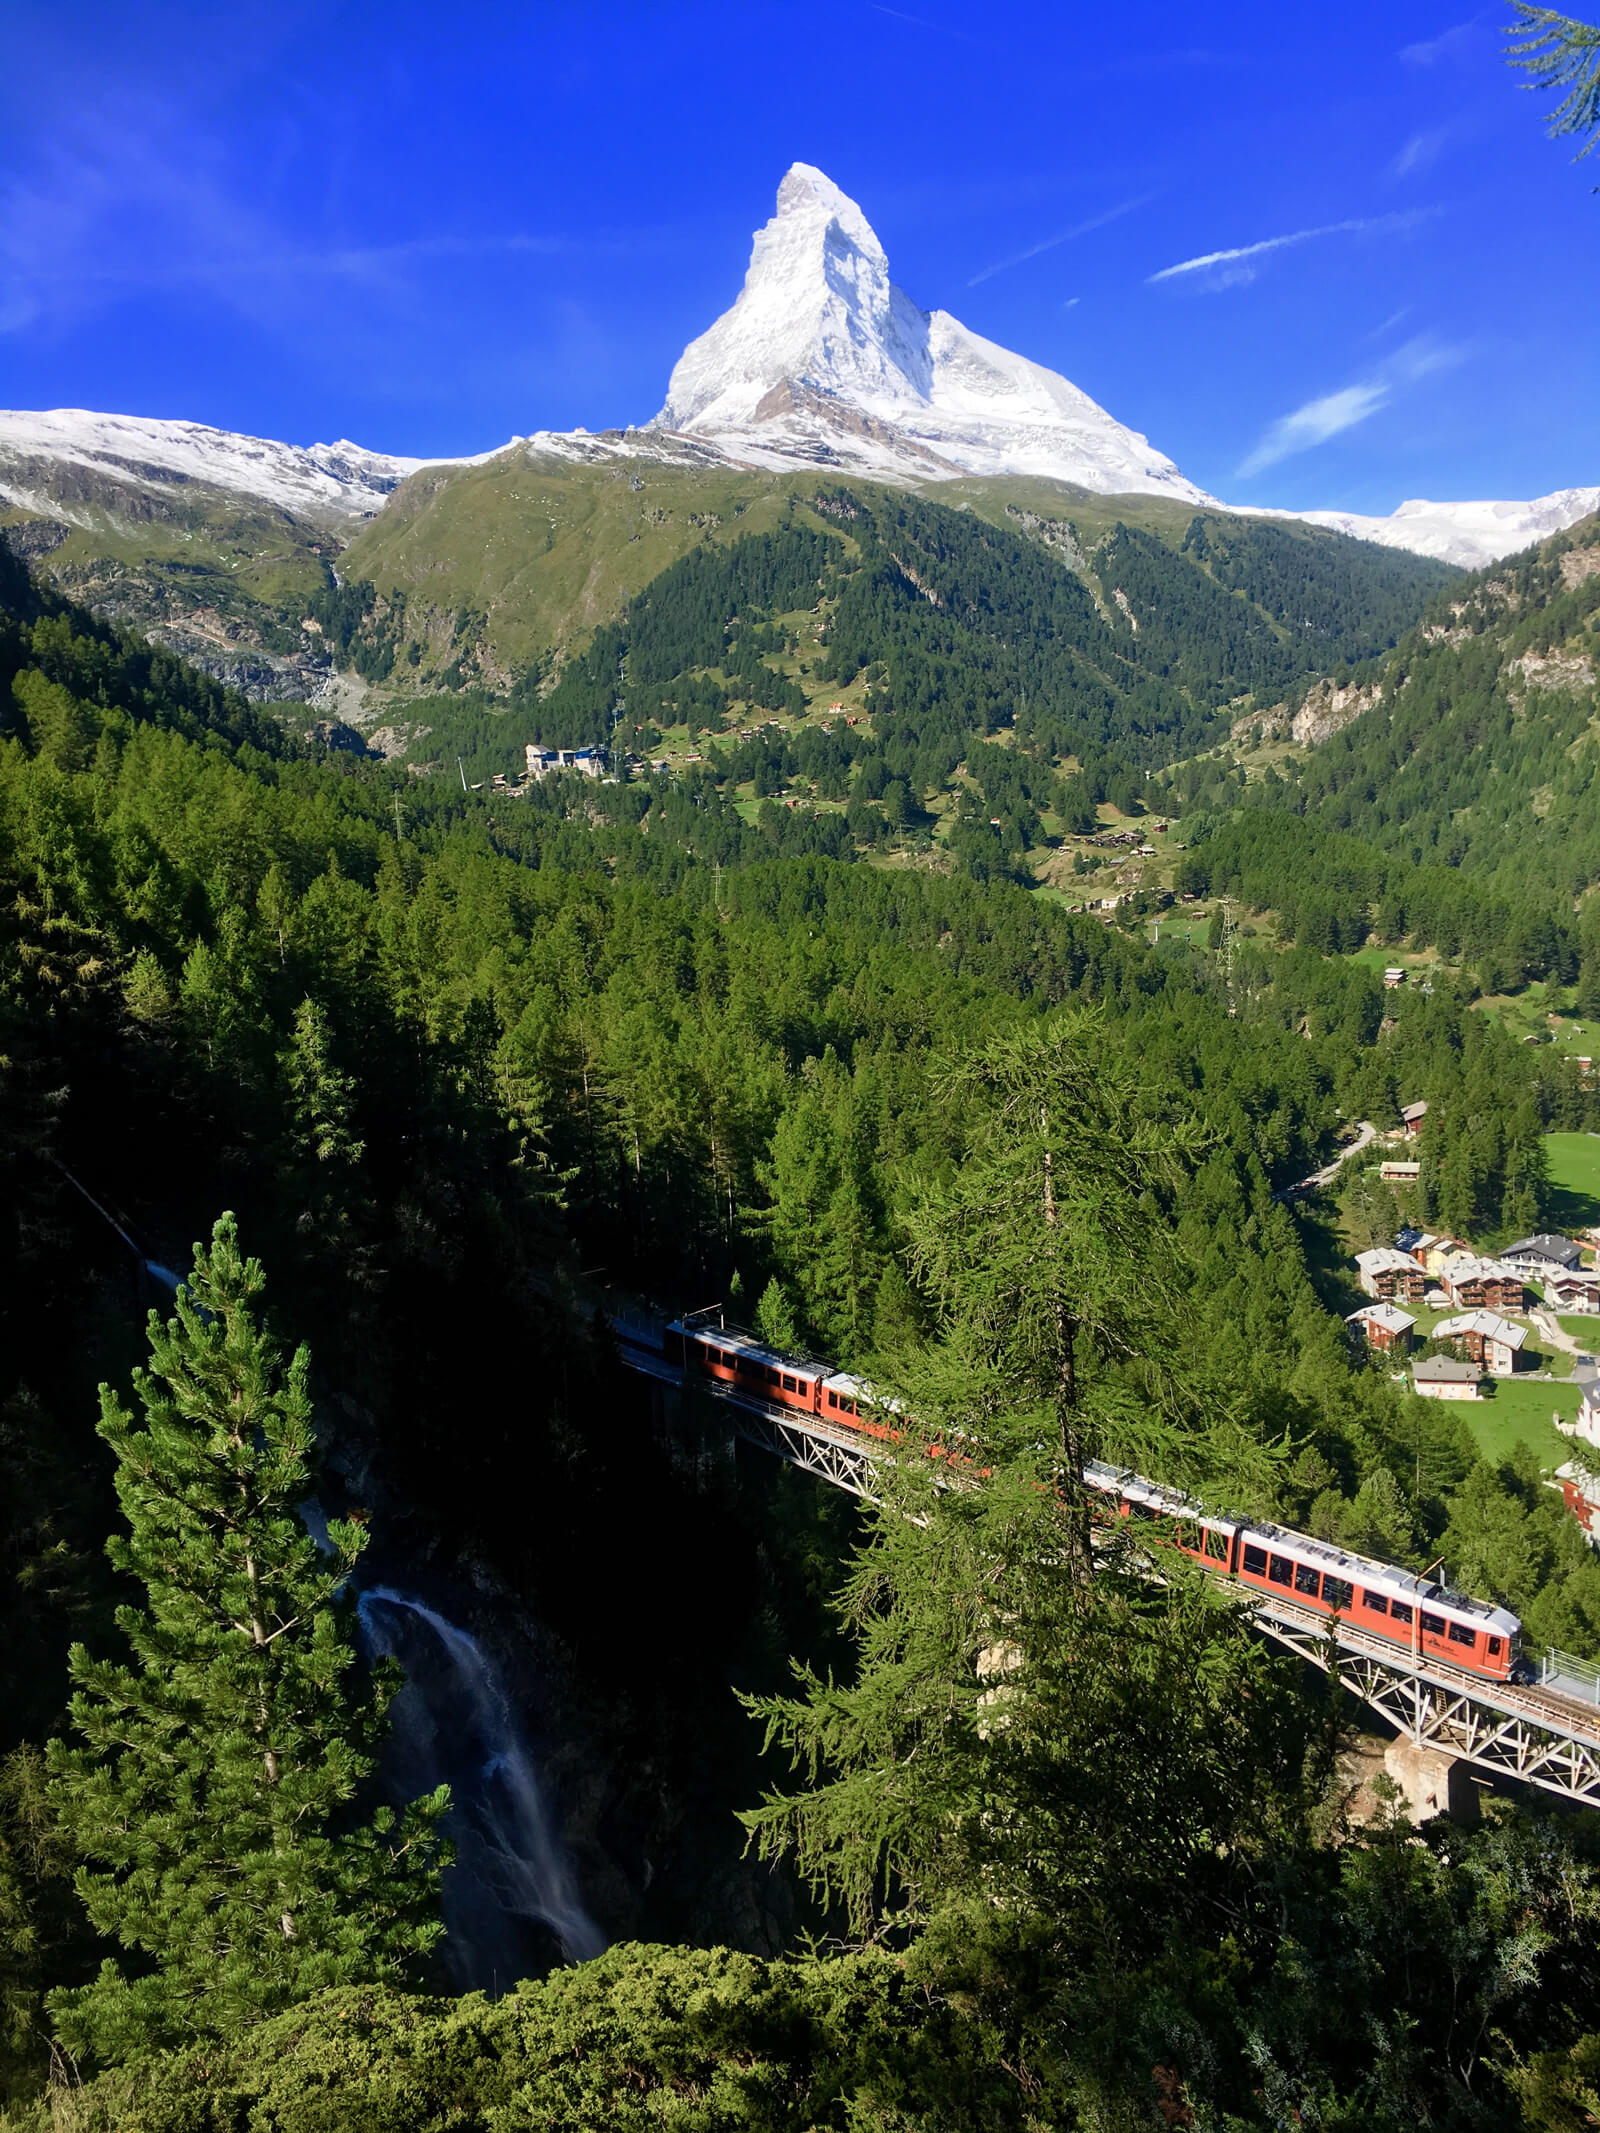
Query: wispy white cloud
xmin=1393 ymin=128 xmax=1449 ymax=176
xmin=1237 ymin=383 xmax=1390 ymax=476
xmin=1148 ymin=209 xmax=1435 ymax=290
xmin=1060 ymin=296 xmax=1081 ymax=310
xmin=868 ymin=4 xmax=988 ymax=45
xmin=1359 ymin=306 xmax=1411 ymax=344
xmin=0 ymin=93 xmax=661 ymax=346
xmin=1400 ymin=21 xmax=1482 ymax=67
xmin=966 ymin=193 xmax=1157 ymax=287
xmin=1236 ymin=337 xmax=1465 ymax=477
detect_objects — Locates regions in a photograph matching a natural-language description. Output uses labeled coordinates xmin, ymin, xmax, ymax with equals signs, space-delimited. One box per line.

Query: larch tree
xmin=900 ymin=1008 xmax=1261 ymax=1584
xmin=46 ymin=1217 xmax=448 ymax=2065
xmin=1507 ymin=4 xmax=1600 ymax=158
xmin=741 ymin=1011 xmax=1304 ymax=1948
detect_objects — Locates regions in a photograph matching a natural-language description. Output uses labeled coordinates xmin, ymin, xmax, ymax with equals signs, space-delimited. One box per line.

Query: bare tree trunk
xmin=1043 ymin=1131 xmax=1093 ymax=1586
xmin=241 ymin=1449 xmax=292 ymax=1938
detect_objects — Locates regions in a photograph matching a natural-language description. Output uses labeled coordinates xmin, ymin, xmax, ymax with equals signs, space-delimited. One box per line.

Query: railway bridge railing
xmin=610 ymin=1316 xmax=1600 ymax=1811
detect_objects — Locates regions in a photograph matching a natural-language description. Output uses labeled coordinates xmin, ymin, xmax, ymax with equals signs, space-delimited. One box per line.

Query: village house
xmin=1551 ymin=1369 xmax=1600 ymax=1544
xmin=1411 ymin=1234 xmax=1468 ymax=1277
xmin=1400 ymin=1101 xmax=1429 ymax=1139
xmin=1355 ymin=1247 xmax=1427 ymax=1303
xmin=1503 ymin=1232 xmax=1585 ymax=1275
xmin=1556 ymin=1463 xmax=1600 ymax=1545
xmin=525 ymin=744 xmax=607 ymax=781
xmin=1346 ymin=1302 xmax=1416 ymax=1354
xmin=1431 ymin=1310 xmax=1528 ymax=1376
xmin=1383 ymin=967 xmax=1406 ymax=988
xmin=1379 ymin=1160 xmax=1421 ymax=1184
xmin=1546 ymin=1267 xmax=1600 ymax=1315
xmin=1412 ymin=1355 xmax=1482 ymax=1401
xmin=1438 ymin=1253 xmax=1528 ymax=1313
xmin=1562 ymin=1362 xmax=1600 ymax=1449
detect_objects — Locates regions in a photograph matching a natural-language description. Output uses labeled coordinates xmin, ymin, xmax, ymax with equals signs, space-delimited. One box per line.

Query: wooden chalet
xmin=1356 ymin=1248 xmax=1427 ymax=1304
xmin=1346 ymin=1302 xmax=1416 ymax=1354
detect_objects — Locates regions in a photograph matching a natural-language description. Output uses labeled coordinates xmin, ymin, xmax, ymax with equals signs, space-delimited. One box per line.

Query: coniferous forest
xmin=7 ymin=472 xmax=1600 ymax=2133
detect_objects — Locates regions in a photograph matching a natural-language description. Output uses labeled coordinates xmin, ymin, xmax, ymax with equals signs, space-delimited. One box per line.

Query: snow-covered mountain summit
xmin=650 ymin=163 xmax=1210 ymax=502
xmin=1250 ymin=487 xmax=1600 ymax=572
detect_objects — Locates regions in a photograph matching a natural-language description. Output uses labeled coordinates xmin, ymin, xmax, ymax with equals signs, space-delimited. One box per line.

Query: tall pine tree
xmin=46 ymin=1217 xmax=448 ymax=2064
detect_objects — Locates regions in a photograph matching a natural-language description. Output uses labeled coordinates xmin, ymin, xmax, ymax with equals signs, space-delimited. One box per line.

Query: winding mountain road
xmin=1281 ymin=1119 xmax=1384 ymax=1201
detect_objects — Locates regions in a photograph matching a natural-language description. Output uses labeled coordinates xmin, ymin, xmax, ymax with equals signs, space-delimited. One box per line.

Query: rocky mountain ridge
xmin=0 ymin=406 xmax=488 ymax=528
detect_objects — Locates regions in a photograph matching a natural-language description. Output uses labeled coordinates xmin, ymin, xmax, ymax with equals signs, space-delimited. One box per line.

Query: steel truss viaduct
xmin=614 ymin=1324 xmax=1600 ymax=1810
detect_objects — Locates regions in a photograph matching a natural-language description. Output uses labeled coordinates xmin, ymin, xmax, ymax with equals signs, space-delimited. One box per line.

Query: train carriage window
xmin=1175 ymin=1519 xmax=1200 ymax=1552
xmin=1268 ymin=1555 xmax=1294 ymax=1586
xmin=767 ymin=1367 xmax=780 ymax=1386
xmin=1127 ymin=1500 xmax=1155 ymax=1522
xmin=1204 ymin=1529 xmax=1231 ymax=1562
xmin=1323 ymin=1577 xmax=1353 ymax=1611
xmin=1242 ymin=1544 xmax=1268 ymax=1576
xmin=1422 ymin=1612 xmax=1446 ymax=1636
xmin=1294 ymin=1563 xmax=1320 ymax=1597
xmin=1488 ymin=1637 xmax=1502 ymax=1656
xmin=781 ymin=1374 xmax=797 ymax=1393
xmin=1362 ymin=1590 xmax=1388 ymax=1614
xmin=1390 ymin=1601 xmax=1413 ymax=1625
xmin=1447 ymin=1620 xmax=1475 ymax=1647
xmin=826 ymin=1391 xmax=837 ymax=1408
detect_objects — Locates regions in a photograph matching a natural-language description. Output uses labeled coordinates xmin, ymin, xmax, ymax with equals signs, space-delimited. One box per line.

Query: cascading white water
xmin=358 ymin=1587 xmax=606 ymax=1987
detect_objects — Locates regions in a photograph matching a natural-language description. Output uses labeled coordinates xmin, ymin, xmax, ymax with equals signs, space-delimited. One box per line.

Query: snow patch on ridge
xmin=0 ymin=408 xmax=508 ymax=525
xmin=1251 ymin=487 xmax=1600 ymax=571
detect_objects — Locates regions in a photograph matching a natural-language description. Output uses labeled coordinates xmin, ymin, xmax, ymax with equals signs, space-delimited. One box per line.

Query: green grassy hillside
xmin=342 ymin=445 xmax=1456 ymax=698
xmin=1 ymin=478 xmax=337 ymax=700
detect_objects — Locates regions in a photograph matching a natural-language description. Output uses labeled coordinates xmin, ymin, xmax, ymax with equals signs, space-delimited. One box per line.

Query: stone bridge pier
xmin=1384 ymin=1739 xmax=1481 ymax=1822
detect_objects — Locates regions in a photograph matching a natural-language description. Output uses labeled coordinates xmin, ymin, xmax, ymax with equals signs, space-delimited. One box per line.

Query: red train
xmin=1082 ymin=1461 xmax=1521 ymax=1684
xmin=667 ymin=1318 xmax=902 ymax=1447
xmin=667 ymin=1314 xmax=1524 ymax=1686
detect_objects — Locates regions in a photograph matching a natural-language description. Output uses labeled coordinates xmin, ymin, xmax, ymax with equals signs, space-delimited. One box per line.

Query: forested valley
xmin=1172 ymin=515 xmax=1600 ymax=997
xmin=7 ymin=519 xmax=1600 ymax=2133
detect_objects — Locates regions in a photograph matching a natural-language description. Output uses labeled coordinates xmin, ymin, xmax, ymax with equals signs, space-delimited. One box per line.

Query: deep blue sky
xmin=1 ymin=0 xmax=1594 ymax=512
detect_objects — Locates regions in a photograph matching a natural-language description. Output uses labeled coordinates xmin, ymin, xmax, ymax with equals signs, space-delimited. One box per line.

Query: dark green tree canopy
xmin=45 ymin=1218 xmax=448 ymax=2064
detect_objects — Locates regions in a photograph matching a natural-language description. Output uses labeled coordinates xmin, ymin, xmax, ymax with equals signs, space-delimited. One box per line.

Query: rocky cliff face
xmin=1239 ymin=677 xmax=1385 ymax=748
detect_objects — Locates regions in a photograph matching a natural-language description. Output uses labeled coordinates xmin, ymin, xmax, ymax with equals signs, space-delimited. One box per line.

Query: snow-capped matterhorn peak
xmin=651 ymin=163 xmax=1212 ymax=501
xmin=657 ymin=164 xmax=932 ymax=433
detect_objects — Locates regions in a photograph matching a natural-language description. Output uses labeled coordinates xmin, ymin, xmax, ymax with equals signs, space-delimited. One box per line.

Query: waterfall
xmin=358 ymin=1587 xmax=607 ymax=1988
